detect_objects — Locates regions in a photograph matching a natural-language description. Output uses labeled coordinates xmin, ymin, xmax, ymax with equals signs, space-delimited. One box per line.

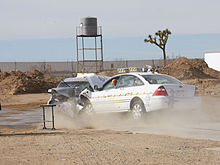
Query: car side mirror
xmin=94 ymin=85 xmax=102 ymax=91
xmin=94 ymin=85 xmax=99 ymax=90
xmin=48 ymin=89 xmax=52 ymax=93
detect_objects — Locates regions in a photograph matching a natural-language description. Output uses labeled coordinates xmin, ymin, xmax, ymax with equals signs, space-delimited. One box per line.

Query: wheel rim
xmin=132 ymin=103 xmax=142 ymax=119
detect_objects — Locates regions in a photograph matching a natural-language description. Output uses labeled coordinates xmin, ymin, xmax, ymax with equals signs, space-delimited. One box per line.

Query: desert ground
xmin=1 ymin=57 xmax=220 ymax=164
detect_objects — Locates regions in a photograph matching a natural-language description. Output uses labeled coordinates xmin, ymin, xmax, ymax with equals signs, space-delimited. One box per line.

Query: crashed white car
xmin=48 ymin=73 xmax=109 ymax=104
xmin=79 ymin=72 xmax=200 ymax=119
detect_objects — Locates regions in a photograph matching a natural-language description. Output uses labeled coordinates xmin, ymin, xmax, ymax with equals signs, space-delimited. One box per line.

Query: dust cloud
xmin=49 ymin=96 xmax=220 ymax=139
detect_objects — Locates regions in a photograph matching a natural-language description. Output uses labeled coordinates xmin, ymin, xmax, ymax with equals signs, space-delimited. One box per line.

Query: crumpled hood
xmin=51 ymin=75 xmax=109 ymax=98
xmin=86 ymin=75 xmax=109 ymax=89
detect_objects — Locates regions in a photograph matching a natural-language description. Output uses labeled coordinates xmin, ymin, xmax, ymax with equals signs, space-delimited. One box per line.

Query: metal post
xmin=82 ymin=37 xmax=85 ymax=72
xmin=43 ymin=61 xmax=46 ymax=73
xmin=14 ymin=61 xmax=17 ymax=71
xmin=51 ymin=106 xmax=55 ymax=130
xmin=95 ymin=37 xmax=98 ymax=72
xmin=71 ymin=60 xmax=74 ymax=72
xmin=76 ymin=35 xmax=79 ymax=73
xmin=43 ymin=107 xmax=46 ymax=129
xmin=76 ymin=36 xmax=79 ymax=73
xmin=100 ymin=35 xmax=104 ymax=71
xmin=152 ymin=59 xmax=155 ymax=68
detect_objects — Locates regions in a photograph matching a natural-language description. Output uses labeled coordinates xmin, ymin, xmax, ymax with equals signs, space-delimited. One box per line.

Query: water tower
xmin=76 ymin=17 xmax=104 ymax=72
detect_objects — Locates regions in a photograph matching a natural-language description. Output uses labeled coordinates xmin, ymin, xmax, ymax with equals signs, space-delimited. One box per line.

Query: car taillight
xmin=194 ymin=86 xmax=199 ymax=96
xmin=153 ymin=86 xmax=168 ymax=96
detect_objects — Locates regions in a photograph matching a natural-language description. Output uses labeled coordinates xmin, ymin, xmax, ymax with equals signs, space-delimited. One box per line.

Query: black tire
xmin=130 ymin=99 xmax=146 ymax=120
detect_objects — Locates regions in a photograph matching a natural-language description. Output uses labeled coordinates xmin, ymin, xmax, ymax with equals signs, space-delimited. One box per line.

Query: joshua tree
xmin=144 ymin=29 xmax=171 ymax=66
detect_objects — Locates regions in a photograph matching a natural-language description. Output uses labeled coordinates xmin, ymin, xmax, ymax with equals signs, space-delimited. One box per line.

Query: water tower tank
xmin=80 ymin=17 xmax=97 ymax=36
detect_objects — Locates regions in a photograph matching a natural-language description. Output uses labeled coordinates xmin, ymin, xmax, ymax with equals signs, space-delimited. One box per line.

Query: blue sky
xmin=0 ymin=0 xmax=220 ymax=62
xmin=1 ymin=34 xmax=220 ymax=62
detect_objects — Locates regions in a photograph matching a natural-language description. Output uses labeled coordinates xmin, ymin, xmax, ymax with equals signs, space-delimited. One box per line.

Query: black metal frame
xmin=76 ymin=26 xmax=104 ymax=73
xmin=40 ymin=104 xmax=56 ymax=130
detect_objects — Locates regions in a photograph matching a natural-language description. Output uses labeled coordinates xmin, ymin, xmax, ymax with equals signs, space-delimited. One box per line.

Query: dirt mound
xmin=158 ymin=57 xmax=220 ymax=80
xmin=0 ymin=70 xmax=62 ymax=95
xmin=182 ymin=79 xmax=220 ymax=96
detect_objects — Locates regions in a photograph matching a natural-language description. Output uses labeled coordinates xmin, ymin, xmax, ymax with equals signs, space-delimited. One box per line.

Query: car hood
xmin=86 ymin=75 xmax=109 ymax=89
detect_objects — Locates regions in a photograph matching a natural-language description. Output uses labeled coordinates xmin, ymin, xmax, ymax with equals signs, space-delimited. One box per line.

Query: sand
xmin=0 ymin=127 xmax=220 ymax=164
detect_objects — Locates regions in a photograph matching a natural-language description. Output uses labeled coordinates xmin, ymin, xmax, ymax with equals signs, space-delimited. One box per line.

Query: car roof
xmin=113 ymin=72 xmax=159 ymax=77
xmin=130 ymin=72 xmax=157 ymax=76
xmin=111 ymin=72 xmax=179 ymax=80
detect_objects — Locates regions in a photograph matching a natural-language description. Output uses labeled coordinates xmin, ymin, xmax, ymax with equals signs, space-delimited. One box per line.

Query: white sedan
xmin=79 ymin=72 xmax=201 ymax=119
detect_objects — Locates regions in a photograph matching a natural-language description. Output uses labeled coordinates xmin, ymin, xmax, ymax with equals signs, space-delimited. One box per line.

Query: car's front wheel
xmin=79 ymin=97 xmax=94 ymax=116
xmin=131 ymin=100 xmax=146 ymax=120
xmin=82 ymin=102 xmax=94 ymax=115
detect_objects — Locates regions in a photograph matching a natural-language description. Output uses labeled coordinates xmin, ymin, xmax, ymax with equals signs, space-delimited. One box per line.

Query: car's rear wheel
xmin=131 ymin=100 xmax=146 ymax=120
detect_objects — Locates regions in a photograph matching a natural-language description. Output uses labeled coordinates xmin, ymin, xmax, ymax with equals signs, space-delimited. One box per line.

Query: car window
xmin=141 ymin=75 xmax=182 ymax=84
xmin=118 ymin=75 xmax=144 ymax=88
xmin=102 ymin=77 xmax=120 ymax=90
xmin=134 ymin=76 xmax=144 ymax=86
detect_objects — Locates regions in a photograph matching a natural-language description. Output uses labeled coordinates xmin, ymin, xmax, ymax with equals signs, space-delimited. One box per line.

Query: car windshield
xmin=58 ymin=81 xmax=91 ymax=89
xmin=141 ymin=74 xmax=182 ymax=85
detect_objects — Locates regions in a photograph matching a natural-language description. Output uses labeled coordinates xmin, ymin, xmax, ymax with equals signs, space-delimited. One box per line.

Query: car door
xmin=114 ymin=75 xmax=145 ymax=111
xmin=91 ymin=76 xmax=120 ymax=113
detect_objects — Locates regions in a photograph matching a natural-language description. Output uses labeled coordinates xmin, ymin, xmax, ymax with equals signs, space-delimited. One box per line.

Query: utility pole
xmin=43 ymin=61 xmax=46 ymax=73
xmin=14 ymin=61 xmax=17 ymax=71
xmin=71 ymin=60 xmax=74 ymax=72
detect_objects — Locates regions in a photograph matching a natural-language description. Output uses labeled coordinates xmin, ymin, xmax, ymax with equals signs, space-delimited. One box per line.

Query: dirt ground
xmin=1 ymin=128 xmax=220 ymax=165
xmin=0 ymin=94 xmax=220 ymax=165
